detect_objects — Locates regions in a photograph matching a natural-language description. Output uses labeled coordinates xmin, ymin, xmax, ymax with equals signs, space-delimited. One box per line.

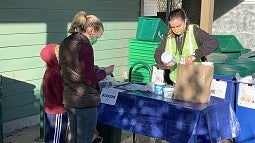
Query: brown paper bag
xmin=173 ymin=63 xmax=214 ymax=103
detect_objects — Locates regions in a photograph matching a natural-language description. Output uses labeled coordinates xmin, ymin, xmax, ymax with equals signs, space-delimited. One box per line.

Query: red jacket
xmin=40 ymin=44 xmax=66 ymax=114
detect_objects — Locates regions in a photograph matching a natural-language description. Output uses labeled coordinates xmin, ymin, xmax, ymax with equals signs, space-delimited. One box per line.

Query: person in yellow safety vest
xmin=154 ymin=8 xmax=219 ymax=84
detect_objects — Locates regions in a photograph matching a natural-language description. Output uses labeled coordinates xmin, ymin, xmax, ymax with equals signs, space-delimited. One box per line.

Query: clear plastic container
xmin=179 ymin=55 xmax=186 ymax=64
xmin=161 ymin=52 xmax=176 ymax=64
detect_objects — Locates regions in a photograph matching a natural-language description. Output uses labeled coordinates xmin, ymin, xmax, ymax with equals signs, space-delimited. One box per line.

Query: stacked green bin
xmin=136 ymin=17 xmax=169 ymax=42
xmin=39 ymin=84 xmax=44 ymax=141
xmin=210 ymin=35 xmax=254 ymax=77
xmin=214 ymin=35 xmax=246 ymax=53
xmin=129 ymin=17 xmax=169 ymax=83
xmin=210 ymin=35 xmax=255 ymax=143
xmin=128 ymin=39 xmax=160 ymax=83
xmin=0 ymin=75 xmax=2 ymax=143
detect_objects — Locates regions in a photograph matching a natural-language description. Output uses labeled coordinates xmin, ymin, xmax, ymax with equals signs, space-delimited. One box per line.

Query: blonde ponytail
xmin=68 ymin=11 xmax=104 ymax=34
xmin=68 ymin=11 xmax=87 ymax=34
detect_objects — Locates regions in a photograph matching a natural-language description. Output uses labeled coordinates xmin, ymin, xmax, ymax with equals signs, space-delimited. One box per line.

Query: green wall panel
xmin=0 ymin=23 xmax=48 ymax=34
xmin=0 ymin=68 xmax=44 ymax=84
xmin=0 ymin=45 xmax=43 ymax=60
xmin=0 ymin=33 xmax=66 ymax=47
xmin=0 ymin=21 xmax=138 ymax=34
xmin=94 ymin=48 xmax=128 ymax=60
xmin=0 ymin=9 xmax=139 ymax=22
xmin=0 ymin=0 xmax=139 ymax=11
xmin=0 ymin=57 xmax=43 ymax=73
xmin=93 ymin=39 xmax=130 ymax=50
xmin=0 ymin=0 xmax=140 ymax=122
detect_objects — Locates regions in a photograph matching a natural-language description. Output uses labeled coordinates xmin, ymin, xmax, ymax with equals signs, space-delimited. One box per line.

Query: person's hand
xmin=94 ymin=65 xmax=99 ymax=69
xmin=163 ymin=62 xmax=175 ymax=68
xmin=104 ymin=65 xmax=114 ymax=75
xmin=185 ymin=55 xmax=196 ymax=64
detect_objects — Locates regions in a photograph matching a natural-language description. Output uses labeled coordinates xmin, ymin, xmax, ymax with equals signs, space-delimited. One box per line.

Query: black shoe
xmin=92 ymin=136 xmax=103 ymax=143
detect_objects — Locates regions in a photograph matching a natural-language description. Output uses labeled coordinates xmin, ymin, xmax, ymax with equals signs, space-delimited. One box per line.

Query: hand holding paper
xmin=104 ymin=64 xmax=114 ymax=75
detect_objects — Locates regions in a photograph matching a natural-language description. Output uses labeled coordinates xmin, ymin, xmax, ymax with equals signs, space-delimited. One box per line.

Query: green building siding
xmin=0 ymin=0 xmax=140 ymax=122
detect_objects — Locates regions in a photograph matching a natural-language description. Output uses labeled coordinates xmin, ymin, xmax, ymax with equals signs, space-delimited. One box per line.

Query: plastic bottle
xmin=161 ymin=52 xmax=176 ymax=64
xmin=179 ymin=55 xmax=186 ymax=64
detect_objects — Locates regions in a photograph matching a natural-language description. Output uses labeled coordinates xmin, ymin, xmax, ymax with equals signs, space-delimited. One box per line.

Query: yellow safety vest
xmin=165 ymin=24 xmax=201 ymax=83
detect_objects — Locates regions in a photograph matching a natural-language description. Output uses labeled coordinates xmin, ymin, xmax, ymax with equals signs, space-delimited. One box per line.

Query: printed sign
xmin=210 ymin=79 xmax=227 ymax=99
xmin=237 ymin=83 xmax=255 ymax=109
xmin=100 ymin=87 xmax=124 ymax=105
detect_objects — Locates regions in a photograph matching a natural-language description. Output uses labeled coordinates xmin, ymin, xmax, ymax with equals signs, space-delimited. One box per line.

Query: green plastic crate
xmin=128 ymin=39 xmax=158 ymax=83
xmin=239 ymin=51 xmax=255 ymax=59
xmin=129 ymin=39 xmax=160 ymax=45
xmin=214 ymin=63 xmax=247 ymax=77
xmin=224 ymin=52 xmax=241 ymax=59
xmin=128 ymin=64 xmax=152 ymax=83
xmin=240 ymin=48 xmax=251 ymax=54
xmin=136 ymin=17 xmax=169 ymax=42
xmin=224 ymin=59 xmax=255 ymax=75
xmin=0 ymin=75 xmax=2 ymax=143
xmin=214 ymin=35 xmax=245 ymax=53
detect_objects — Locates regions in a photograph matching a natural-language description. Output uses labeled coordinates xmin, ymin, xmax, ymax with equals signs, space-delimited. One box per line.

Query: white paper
xmin=143 ymin=0 xmax=157 ymax=16
xmin=237 ymin=83 xmax=255 ymax=109
xmin=100 ymin=87 xmax=124 ymax=105
xmin=210 ymin=79 xmax=227 ymax=99
xmin=151 ymin=66 xmax=164 ymax=83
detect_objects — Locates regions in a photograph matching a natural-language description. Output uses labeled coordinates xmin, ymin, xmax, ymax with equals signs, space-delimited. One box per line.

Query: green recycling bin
xmin=214 ymin=35 xmax=245 ymax=53
xmin=136 ymin=17 xmax=169 ymax=42
xmin=39 ymin=84 xmax=44 ymax=141
xmin=0 ymin=75 xmax=3 ymax=143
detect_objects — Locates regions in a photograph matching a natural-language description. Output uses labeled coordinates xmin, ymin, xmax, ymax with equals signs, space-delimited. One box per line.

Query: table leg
xmin=133 ymin=133 xmax=136 ymax=143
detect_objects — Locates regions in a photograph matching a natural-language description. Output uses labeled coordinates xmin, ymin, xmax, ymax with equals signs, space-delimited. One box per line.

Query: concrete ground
xmin=3 ymin=124 xmax=168 ymax=143
xmin=3 ymin=124 xmax=233 ymax=143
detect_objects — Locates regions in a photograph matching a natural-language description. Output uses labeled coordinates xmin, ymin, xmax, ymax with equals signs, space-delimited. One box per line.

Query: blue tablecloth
xmin=97 ymin=89 xmax=240 ymax=143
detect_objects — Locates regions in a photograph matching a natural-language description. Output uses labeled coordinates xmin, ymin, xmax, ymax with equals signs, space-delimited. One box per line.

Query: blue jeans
xmin=66 ymin=106 xmax=97 ymax=143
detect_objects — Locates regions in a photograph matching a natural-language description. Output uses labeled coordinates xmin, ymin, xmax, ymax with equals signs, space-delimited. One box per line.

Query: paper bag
xmin=173 ymin=63 xmax=214 ymax=103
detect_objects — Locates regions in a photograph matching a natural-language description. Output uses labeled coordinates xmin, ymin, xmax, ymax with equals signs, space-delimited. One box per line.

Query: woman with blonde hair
xmin=59 ymin=11 xmax=114 ymax=143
